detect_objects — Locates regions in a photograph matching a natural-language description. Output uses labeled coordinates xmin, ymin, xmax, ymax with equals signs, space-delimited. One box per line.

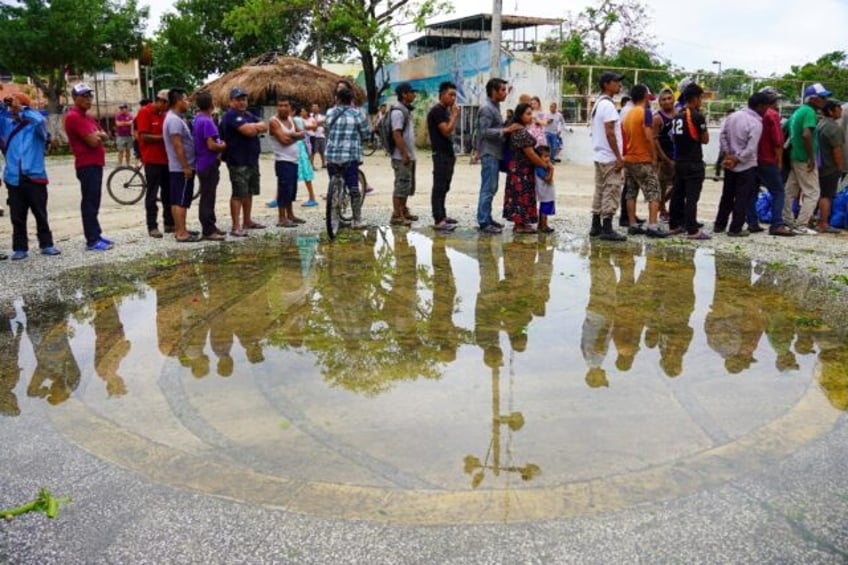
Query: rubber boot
xmin=599 ymin=217 xmax=627 ymax=242
xmin=589 ymin=214 xmax=602 ymax=237
xmin=352 ymin=194 xmax=368 ymax=229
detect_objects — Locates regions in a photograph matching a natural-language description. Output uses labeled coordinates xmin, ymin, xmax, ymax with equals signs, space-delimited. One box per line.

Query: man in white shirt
xmin=589 ymin=72 xmax=626 ymax=241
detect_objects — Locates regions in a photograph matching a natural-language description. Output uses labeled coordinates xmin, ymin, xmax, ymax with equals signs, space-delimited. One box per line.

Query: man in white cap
xmin=64 ymin=83 xmax=113 ymax=251
xmin=782 ymin=82 xmax=831 ymax=234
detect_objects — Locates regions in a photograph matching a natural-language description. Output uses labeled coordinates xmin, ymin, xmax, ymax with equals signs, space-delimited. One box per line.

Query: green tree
xmin=571 ymin=0 xmax=656 ymax=59
xmin=152 ymin=0 xmax=310 ymax=92
xmin=226 ymin=0 xmax=453 ymax=114
xmin=0 ymin=0 xmax=147 ymax=112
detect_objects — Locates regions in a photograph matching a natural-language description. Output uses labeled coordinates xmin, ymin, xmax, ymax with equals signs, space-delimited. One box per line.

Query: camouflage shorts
xmin=228 ymin=164 xmax=261 ymax=198
xmin=391 ymin=159 xmax=416 ymax=198
xmin=624 ymin=162 xmax=661 ymax=202
xmin=592 ymin=161 xmax=624 ymax=217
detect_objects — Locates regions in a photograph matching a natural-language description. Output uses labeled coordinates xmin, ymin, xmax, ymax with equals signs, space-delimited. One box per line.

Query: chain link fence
xmin=558 ymin=64 xmax=848 ymax=125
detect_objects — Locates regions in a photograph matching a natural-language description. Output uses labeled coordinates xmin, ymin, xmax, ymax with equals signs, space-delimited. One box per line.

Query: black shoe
xmin=164 ymin=225 xmax=176 ymax=234
xmin=0 ymin=252 xmax=7 ymax=260
xmin=646 ymin=227 xmax=671 ymax=238
xmin=713 ymin=224 xmax=726 ymax=234
xmin=627 ymin=225 xmax=646 ymax=235
xmin=590 ymin=214 xmax=602 ymax=237
xmin=489 ymin=220 xmax=504 ymax=229
xmin=600 ymin=231 xmax=628 ymax=241
xmin=769 ymin=225 xmax=796 ymax=237
xmin=600 ymin=217 xmax=627 ymax=241
xmin=696 ymin=222 xmax=704 ymax=229
xmin=748 ymin=225 xmax=765 ymax=233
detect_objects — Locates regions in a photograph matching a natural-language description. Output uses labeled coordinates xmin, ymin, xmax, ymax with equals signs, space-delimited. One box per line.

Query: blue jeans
xmin=756 ymin=163 xmax=786 ymax=228
xmin=477 ymin=154 xmax=500 ymax=227
xmin=76 ymin=165 xmax=103 ymax=246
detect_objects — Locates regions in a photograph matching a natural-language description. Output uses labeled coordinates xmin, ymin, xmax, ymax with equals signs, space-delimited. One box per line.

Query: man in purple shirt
xmin=193 ymin=91 xmax=227 ymax=240
xmin=713 ymin=93 xmax=770 ymax=237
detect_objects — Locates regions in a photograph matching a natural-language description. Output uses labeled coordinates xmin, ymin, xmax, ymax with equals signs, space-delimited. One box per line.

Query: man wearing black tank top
xmin=669 ymin=84 xmax=711 ymax=240
xmin=653 ymin=88 xmax=676 ymax=220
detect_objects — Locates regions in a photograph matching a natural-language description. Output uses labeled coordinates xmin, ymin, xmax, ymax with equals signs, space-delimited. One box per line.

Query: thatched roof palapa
xmin=194 ymin=54 xmax=366 ymax=110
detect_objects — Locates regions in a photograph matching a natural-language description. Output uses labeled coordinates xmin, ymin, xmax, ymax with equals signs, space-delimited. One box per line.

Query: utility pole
xmin=490 ymin=0 xmax=502 ymax=79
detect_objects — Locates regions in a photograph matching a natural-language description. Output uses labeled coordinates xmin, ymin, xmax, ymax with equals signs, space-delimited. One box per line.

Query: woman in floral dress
xmin=503 ymin=103 xmax=553 ymax=234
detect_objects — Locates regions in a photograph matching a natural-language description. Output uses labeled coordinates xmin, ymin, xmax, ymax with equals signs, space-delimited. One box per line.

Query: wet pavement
xmin=1 ymin=229 xmax=847 ymax=562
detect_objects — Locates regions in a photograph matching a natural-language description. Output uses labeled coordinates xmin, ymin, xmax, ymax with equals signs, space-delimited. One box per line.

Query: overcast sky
xmin=145 ymin=0 xmax=848 ymax=77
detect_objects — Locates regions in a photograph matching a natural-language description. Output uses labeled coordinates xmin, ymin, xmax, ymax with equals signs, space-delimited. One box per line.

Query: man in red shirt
xmin=136 ymin=89 xmax=174 ymax=238
xmin=64 ymin=83 xmax=113 ymax=251
xmin=756 ymin=87 xmax=794 ymax=236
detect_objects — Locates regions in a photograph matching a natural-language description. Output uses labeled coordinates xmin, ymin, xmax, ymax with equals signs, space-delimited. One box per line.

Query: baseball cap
xmin=395 ymin=82 xmax=417 ymax=97
xmin=156 ymin=89 xmax=169 ymax=101
xmin=757 ymin=86 xmax=782 ymax=102
xmin=645 ymin=86 xmax=656 ymax=101
xmin=229 ymin=87 xmax=248 ymax=99
xmin=598 ymin=72 xmax=623 ymax=88
xmin=72 ymin=83 xmax=93 ymax=97
xmin=803 ymin=82 xmax=832 ymax=100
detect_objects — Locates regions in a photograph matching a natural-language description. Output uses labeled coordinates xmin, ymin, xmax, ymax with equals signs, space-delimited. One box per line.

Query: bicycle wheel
xmin=326 ymin=174 xmax=346 ymax=240
xmin=363 ymin=133 xmax=378 ymax=156
xmin=357 ymin=170 xmax=368 ymax=207
xmin=107 ymin=166 xmax=146 ymax=205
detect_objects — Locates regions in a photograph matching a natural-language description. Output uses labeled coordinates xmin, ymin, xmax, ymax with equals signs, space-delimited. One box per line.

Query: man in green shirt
xmin=816 ymin=101 xmax=844 ymax=233
xmin=782 ymin=82 xmax=831 ymax=234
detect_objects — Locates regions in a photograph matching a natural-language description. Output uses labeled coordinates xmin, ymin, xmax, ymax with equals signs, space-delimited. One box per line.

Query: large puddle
xmin=2 ymin=231 xmax=846 ymax=523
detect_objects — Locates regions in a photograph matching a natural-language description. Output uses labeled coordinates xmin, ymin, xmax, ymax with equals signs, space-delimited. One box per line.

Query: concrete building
xmin=381 ymin=14 xmax=564 ymax=154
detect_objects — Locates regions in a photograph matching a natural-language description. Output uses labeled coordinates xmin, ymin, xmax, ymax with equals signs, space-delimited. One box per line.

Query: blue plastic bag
xmin=831 ymin=187 xmax=848 ymax=229
xmin=756 ymin=190 xmax=773 ymax=224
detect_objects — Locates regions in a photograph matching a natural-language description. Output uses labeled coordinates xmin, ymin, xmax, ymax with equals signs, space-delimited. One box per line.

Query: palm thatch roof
xmin=194 ymin=54 xmax=366 ymax=110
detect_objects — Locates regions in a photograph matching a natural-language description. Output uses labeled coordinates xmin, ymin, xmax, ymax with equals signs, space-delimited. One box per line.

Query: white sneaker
xmin=792 ymin=226 xmax=818 ymax=235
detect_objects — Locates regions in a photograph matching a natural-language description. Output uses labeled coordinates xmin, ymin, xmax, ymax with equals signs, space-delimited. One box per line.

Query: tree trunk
xmin=360 ymin=48 xmax=378 ymax=115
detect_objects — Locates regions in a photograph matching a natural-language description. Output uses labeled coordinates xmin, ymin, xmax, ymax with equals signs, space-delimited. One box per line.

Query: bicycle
xmin=362 ymin=131 xmax=382 ymax=156
xmin=325 ymin=162 xmax=368 ymax=240
xmin=106 ymin=165 xmax=200 ymax=205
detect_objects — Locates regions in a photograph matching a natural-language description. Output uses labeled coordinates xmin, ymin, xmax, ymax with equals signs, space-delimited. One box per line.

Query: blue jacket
xmin=0 ymin=105 xmax=49 ymax=186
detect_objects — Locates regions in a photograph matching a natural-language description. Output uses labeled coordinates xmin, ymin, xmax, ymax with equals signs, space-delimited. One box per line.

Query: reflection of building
xmin=383 ymin=14 xmax=564 ymax=154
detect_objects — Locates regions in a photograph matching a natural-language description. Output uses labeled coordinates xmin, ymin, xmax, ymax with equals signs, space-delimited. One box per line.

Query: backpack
xmin=378 ymin=106 xmax=406 ymax=153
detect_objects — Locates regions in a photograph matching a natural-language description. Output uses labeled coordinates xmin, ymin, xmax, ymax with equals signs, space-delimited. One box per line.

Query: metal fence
xmin=557 ymin=64 xmax=848 ymax=125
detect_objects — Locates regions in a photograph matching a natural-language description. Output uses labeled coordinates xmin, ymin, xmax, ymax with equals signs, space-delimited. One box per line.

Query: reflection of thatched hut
xmin=194 ymin=53 xmax=366 ymax=110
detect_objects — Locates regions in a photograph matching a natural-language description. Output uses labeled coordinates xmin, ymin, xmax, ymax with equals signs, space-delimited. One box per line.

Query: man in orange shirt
xmin=621 ymin=85 xmax=669 ymax=238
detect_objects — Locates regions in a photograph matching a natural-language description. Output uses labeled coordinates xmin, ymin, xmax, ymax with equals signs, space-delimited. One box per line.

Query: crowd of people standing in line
xmin=587 ymin=72 xmax=846 ymax=242
xmin=2 ymin=72 xmax=846 ymax=261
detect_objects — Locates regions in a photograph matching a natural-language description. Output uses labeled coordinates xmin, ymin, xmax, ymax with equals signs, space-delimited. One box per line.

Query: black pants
xmin=431 ymin=152 xmax=456 ymax=223
xmin=715 ymin=168 xmax=757 ymax=233
xmin=144 ymin=163 xmax=173 ymax=230
xmin=198 ymin=164 xmax=220 ymax=236
xmin=76 ymin=165 xmax=103 ymax=246
xmin=8 ymin=179 xmax=53 ymax=252
xmin=670 ymin=161 xmax=705 ymax=234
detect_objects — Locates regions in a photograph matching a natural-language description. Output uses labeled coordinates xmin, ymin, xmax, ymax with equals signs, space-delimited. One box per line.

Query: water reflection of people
xmin=610 ymin=250 xmax=645 ymax=372
xmin=0 ymin=307 xmax=23 ymax=416
xmin=25 ymin=303 xmax=81 ymax=406
xmin=427 ymin=238 xmax=459 ymax=363
xmin=475 ymin=237 xmax=504 ymax=371
xmin=500 ymin=240 xmax=539 ymax=351
xmin=151 ymin=269 xmax=211 ymax=378
xmin=704 ymin=258 xmax=766 ymax=374
xmin=92 ymin=297 xmax=131 ymax=396
xmin=581 ymin=245 xmax=618 ymax=388
xmin=815 ymin=337 xmax=848 ymax=411
xmin=642 ymin=249 xmax=696 ymax=377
